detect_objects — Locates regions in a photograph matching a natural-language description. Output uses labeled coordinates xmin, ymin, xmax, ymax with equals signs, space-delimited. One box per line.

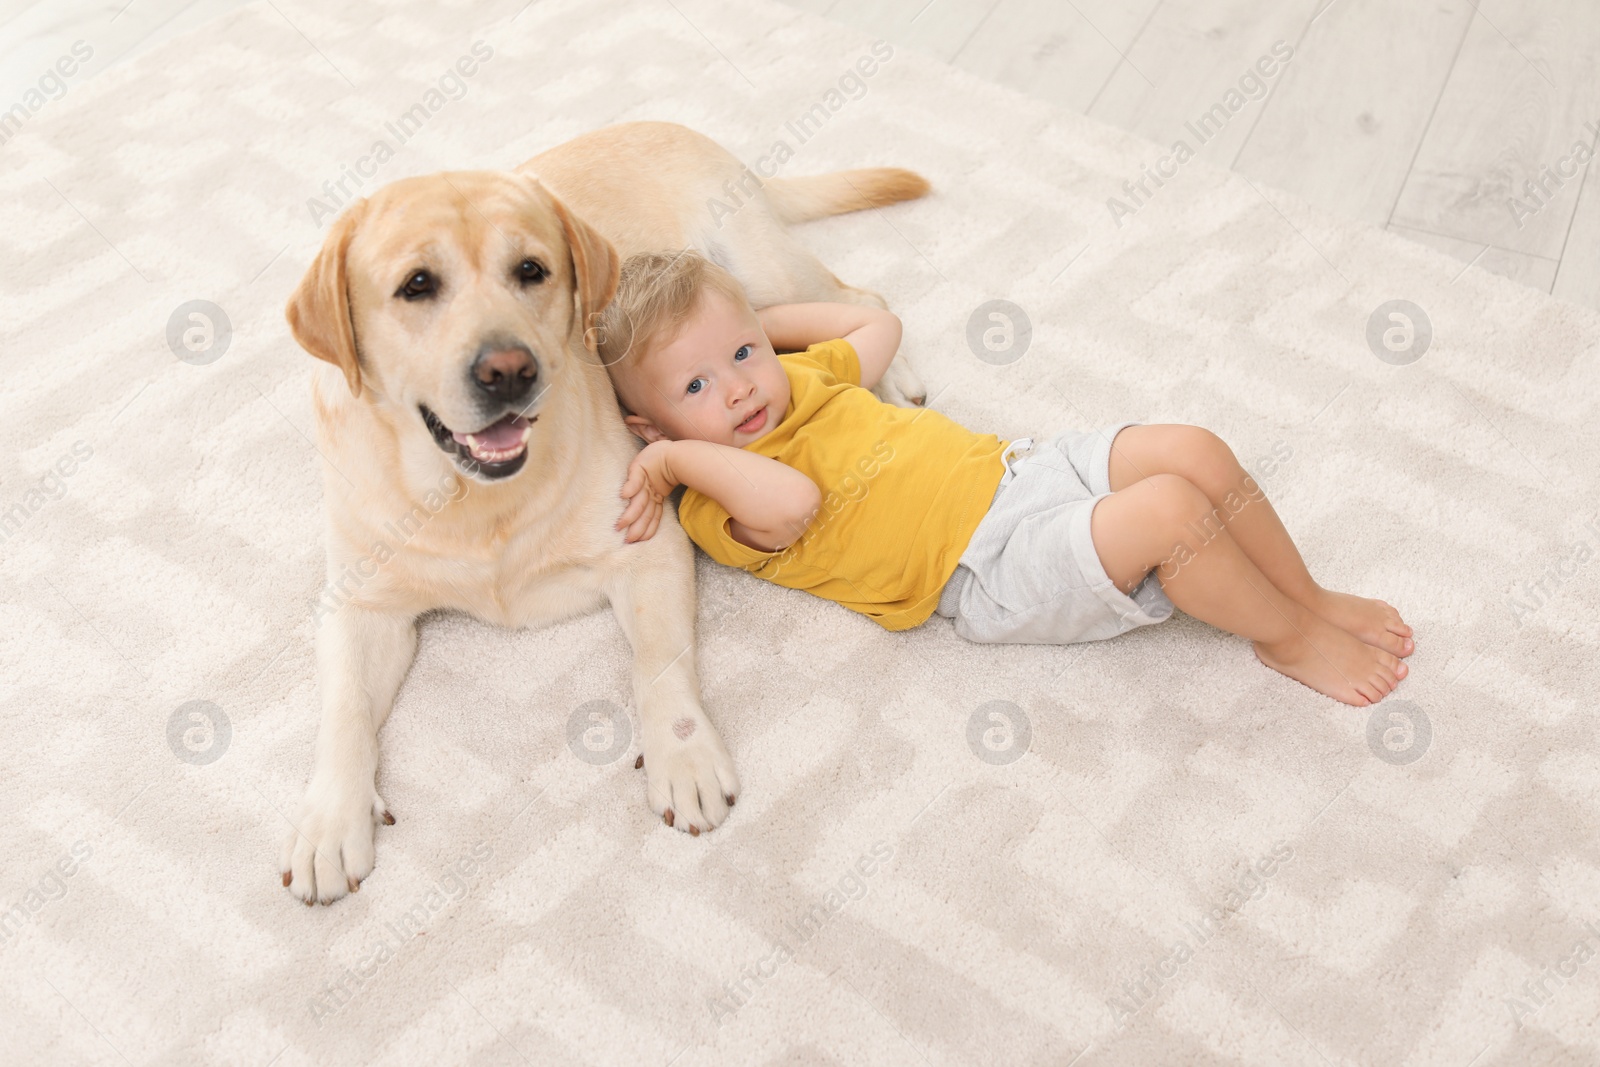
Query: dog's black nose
xmin=471 ymin=342 xmax=538 ymax=403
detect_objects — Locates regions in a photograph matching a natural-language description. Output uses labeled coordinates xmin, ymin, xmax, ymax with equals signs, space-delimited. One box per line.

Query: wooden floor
xmin=6 ymin=0 xmax=1598 ymax=310
xmin=780 ymin=0 xmax=1600 ymax=310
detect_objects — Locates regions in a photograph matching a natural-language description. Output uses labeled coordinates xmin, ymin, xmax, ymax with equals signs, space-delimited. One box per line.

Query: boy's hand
xmin=617 ymin=440 xmax=678 ymax=543
xmin=755 ymin=302 xmax=901 ymax=394
xmin=617 ymin=437 xmax=822 ymax=550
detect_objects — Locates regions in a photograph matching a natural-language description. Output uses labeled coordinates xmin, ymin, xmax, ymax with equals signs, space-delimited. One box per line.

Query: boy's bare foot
xmin=1253 ymin=611 xmax=1408 ymax=706
xmin=1306 ymin=588 xmax=1414 ymax=657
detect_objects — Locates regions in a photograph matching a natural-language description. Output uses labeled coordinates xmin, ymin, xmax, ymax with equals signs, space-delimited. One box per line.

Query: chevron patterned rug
xmin=3 ymin=0 xmax=1598 ymax=1063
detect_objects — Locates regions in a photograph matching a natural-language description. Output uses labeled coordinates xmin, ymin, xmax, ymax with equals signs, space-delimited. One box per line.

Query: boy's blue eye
xmin=686 ymin=346 xmax=749 ymax=394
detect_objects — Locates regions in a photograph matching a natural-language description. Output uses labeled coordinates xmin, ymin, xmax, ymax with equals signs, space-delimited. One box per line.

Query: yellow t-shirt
xmin=676 ymin=338 xmax=1008 ymax=631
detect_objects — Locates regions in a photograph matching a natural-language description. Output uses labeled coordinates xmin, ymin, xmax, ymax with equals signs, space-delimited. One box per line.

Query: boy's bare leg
xmin=1105 ymin=425 xmax=1414 ymax=657
xmin=1090 ymin=473 xmax=1407 ymax=706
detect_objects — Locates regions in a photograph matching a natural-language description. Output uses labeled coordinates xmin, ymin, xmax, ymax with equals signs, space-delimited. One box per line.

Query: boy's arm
xmin=637 ymin=439 xmax=821 ymax=551
xmin=756 ymin=303 xmax=902 ymax=391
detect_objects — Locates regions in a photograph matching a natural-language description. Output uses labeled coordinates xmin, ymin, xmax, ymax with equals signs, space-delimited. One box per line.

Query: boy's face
xmin=622 ymin=290 xmax=790 ymax=448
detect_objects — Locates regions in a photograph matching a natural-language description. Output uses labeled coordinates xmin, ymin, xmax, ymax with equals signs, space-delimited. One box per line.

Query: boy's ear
xmin=623 ymin=414 xmax=666 ymax=443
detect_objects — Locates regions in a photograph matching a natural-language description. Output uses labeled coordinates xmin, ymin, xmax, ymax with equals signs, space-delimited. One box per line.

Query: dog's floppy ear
xmin=286 ymin=201 xmax=368 ymax=397
xmin=547 ymin=193 xmax=619 ymax=353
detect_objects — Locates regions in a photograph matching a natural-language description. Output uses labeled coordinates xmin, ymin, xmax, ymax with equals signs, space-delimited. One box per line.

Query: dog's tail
xmin=762 ymin=168 xmax=931 ymax=224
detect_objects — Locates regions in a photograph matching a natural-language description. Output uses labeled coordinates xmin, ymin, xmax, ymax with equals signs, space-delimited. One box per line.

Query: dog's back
xmin=520 ymin=121 xmax=929 ymax=314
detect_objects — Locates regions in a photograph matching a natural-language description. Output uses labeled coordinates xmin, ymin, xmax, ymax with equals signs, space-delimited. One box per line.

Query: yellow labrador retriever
xmin=279 ymin=121 xmax=929 ymax=904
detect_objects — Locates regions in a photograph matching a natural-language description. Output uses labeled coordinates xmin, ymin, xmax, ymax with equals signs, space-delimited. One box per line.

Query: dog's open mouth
xmin=420 ymin=405 xmax=538 ymax=478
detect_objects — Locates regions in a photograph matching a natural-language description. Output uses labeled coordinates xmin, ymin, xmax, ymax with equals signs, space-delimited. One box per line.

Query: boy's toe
xmin=1372 ymin=630 xmax=1410 ymax=657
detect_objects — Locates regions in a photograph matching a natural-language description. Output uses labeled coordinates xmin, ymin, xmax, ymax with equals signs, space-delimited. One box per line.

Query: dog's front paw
xmin=278 ymin=777 xmax=392 ymax=905
xmin=873 ymin=353 xmax=927 ymax=408
xmin=639 ymin=714 xmax=739 ymax=836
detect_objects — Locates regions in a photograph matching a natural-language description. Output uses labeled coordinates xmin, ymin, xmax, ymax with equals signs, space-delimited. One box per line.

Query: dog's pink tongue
xmin=452 ymin=414 xmax=529 ymax=452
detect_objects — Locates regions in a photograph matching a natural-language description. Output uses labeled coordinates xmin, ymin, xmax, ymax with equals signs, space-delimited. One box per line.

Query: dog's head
xmin=286 ymin=171 xmax=619 ymax=482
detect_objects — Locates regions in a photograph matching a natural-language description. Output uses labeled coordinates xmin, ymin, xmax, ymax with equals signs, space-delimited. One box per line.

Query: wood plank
xmin=809 ymin=0 xmax=999 ymax=65
xmin=0 ymin=0 xmax=115 ymax=109
xmin=1551 ymin=149 xmax=1600 ymax=307
xmin=0 ymin=0 xmax=56 ymax=31
xmin=1388 ymin=0 xmax=1600 ymax=260
xmin=953 ymin=0 xmax=1161 ymax=114
xmin=1387 ymin=222 xmax=1559 ymax=292
xmin=1087 ymin=0 xmax=1320 ymax=167
xmin=1232 ymin=0 xmax=1474 ymax=227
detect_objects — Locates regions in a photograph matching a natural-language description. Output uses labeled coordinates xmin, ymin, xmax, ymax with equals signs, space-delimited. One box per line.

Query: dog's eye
xmin=397 ymin=270 xmax=436 ymax=301
xmin=516 ymin=258 xmax=548 ymax=286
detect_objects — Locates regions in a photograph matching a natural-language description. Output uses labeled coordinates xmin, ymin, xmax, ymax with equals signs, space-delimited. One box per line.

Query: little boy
xmin=599 ymin=251 xmax=1412 ymax=707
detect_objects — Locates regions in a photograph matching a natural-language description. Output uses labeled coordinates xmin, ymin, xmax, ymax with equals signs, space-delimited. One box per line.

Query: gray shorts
xmin=935 ymin=423 xmax=1174 ymax=644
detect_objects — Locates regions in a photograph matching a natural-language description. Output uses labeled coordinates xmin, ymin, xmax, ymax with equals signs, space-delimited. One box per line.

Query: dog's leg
xmin=605 ymin=525 xmax=739 ymax=835
xmin=280 ymin=605 xmax=417 ymax=904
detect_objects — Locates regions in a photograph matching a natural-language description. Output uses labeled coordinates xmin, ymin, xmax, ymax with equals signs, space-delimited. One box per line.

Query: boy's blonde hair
xmin=596 ymin=249 xmax=752 ymax=415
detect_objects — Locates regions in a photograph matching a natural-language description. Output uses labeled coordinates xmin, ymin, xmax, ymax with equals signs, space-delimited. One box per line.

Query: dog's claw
xmin=281 ymin=785 xmax=380 ymax=907
xmin=689 ymin=825 xmax=700 ymax=837
xmin=382 ymin=810 xmax=395 ymax=825
xmin=663 ymin=808 xmax=674 ymax=827
xmin=726 ymin=794 xmax=736 ymax=807
xmin=635 ymin=755 xmax=644 ymax=769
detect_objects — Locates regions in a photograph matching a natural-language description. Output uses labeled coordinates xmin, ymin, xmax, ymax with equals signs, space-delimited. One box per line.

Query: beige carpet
xmin=3 ymin=0 xmax=1599 ymax=1063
